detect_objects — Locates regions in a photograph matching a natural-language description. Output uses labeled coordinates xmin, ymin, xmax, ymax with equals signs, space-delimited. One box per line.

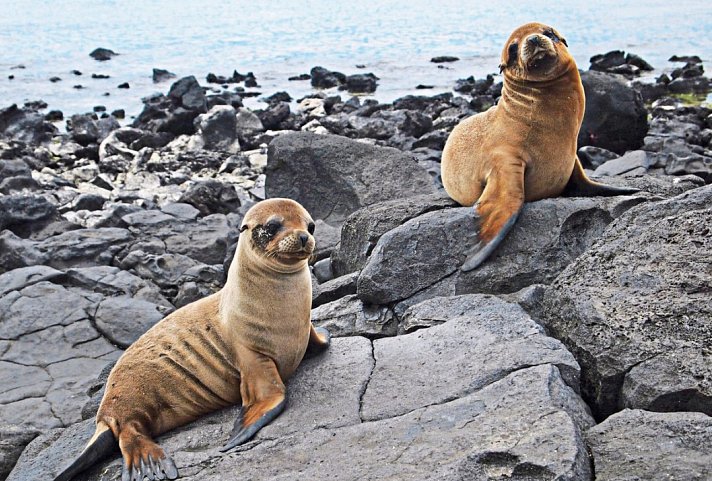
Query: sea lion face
xmin=499 ymin=22 xmax=573 ymax=82
xmin=240 ymin=198 xmax=316 ymax=269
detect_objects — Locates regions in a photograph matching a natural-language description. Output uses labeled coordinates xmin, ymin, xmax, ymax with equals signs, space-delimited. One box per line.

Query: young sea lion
xmin=441 ymin=22 xmax=637 ymax=271
xmin=54 ymin=198 xmax=330 ymax=481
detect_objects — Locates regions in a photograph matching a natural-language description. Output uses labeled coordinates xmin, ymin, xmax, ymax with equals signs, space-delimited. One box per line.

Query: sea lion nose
xmin=527 ymin=35 xmax=541 ymax=47
xmin=298 ymin=233 xmax=309 ymax=247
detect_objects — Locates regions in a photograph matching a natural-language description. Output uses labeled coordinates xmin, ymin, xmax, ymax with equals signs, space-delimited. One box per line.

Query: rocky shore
xmin=1 ymin=51 xmax=711 ymax=480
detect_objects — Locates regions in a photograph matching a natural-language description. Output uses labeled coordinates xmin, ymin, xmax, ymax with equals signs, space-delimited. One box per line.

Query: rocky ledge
xmin=2 ymin=52 xmax=712 ymax=480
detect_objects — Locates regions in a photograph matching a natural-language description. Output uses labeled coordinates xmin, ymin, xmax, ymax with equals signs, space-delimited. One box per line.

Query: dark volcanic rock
xmin=357 ymin=195 xmax=647 ymax=307
xmin=177 ymin=179 xmax=241 ymax=217
xmin=578 ymin=145 xmax=619 ymax=169
xmin=265 ymin=132 xmax=439 ymax=225
xmin=0 ymin=195 xmax=58 ymax=232
xmin=539 ymin=185 xmax=712 ymax=419
xmin=0 ymin=104 xmax=57 ymax=145
xmin=331 ymin=193 xmax=456 ymax=277
xmin=152 ymin=68 xmax=176 ymax=83
xmin=586 ymin=409 xmax=712 ymax=480
xmin=192 ymin=105 xmax=240 ymax=153
xmin=430 ymin=56 xmax=459 ymax=63
xmin=310 ymin=66 xmax=346 ymax=89
xmin=167 ymin=76 xmax=207 ymax=113
xmin=342 ymin=73 xmax=378 ymax=93
xmin=89 ymin=48 xmax=117 ymax=61
xmin=579 ymin=70 xmax=648 ymax=154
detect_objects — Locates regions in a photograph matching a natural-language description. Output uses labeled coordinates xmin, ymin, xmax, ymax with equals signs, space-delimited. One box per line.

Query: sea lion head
xmin=239 ymin=198 xmax=316 ymax=271
xmin=499 ymin=22 xmax=574 ymax=82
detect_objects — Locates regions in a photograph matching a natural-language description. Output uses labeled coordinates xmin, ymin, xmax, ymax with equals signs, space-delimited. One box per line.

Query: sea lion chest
xmin=222 ymin=264 xmax=312 ymax=381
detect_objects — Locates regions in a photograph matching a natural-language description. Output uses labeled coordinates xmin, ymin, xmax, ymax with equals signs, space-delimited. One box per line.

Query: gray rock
xmin=594 ymin=150 xmax=652 ymax=176
xmin=265 ymin=132 xmax=438 ymax=225
xmin=362 ymin=295 xmax=582 ymax=421
xmin=68 ymin=114 xmax=99 ymax=146
xmin=579 ymin=70 xmax=648 ymax=154
xmin=0 ymin=425 xmax=39 ymax=481
xmin=0 ymin=231 xmax=43 ymax=274
xmin=0 ymin=266 xmax=62 ymax=297
xmin=35 ymin=228 xmax=133 ymax=270
xmin=312 ymin=219 xmax=341 ymax=261
xmin=0 ymin=194 xmax=58 ymax=231
xmin=578 ymin=145 xmax=619 ymax=169
xmin=586 ymin=409 xmax=712 ymax=480
xmin=191 ymin=105 xmax=240 ymax=153
xmin=235 ymin=108 xmax=264 ymax=134
xmin=312 ymin=258 xmax=333 ymax=283
xmin=539 ymin=185 xmax=712 ymax=419
xmin=331 ymin=193 xmax=456 ymax=277
xmin=587 ymin=172 xmax=705 ymax=198
xmin=311 ymin=295 xmax=396 ymax=338
xmin=0 ymin=104 xmax=57 ymax=145
xmin=177 ymin=179 xmax=241 ymax=217
xmin=621 ymin=347 xmax=712 ymax=415
xmin=63 ymin=266 xmax=173 ymax=308
xmin=167 ymin=76 xmax=207 ymax=113
xmin=312 ymin=271 xmax=358 ymax=308
xmin=358 ymin=195 xmax=647 ymax=306
xmin=93 ymin=296 xmax=170 ymax=347
xmin=160 ymin=202 xmax=200 ymax=221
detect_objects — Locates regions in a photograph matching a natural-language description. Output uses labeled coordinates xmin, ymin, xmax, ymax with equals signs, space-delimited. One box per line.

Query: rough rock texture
xmin=331 ymin=193 xmax=456 ymax=276
xmin=579 ymin=70 xmax=648 ymax=154
xmin=265 ymin=132 xmax=439 ymax=224
xmin=362 ymin=295 xmax=582 ymax=420
xmin=9 ymin=333 xmax=594 ymax=481
xmin=311 ymin=295 xmax=396 ymax=338
xmin=586 ymin=409 xmax=712 ymax=480
xmin=357 ymin=195 xmax=648 ymax=306
xmin=538 ymin=185 xmax=712 ymax=419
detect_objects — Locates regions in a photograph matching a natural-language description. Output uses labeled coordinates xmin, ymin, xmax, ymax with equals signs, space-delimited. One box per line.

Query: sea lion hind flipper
xmin=461 ymin=161 xmax=525 ymax=272
xmin=53 ymin=423 xmax=118 ymax=481
xmin=118 ymin=424 xmax=178 ymax=481
xmin=564 ymin=156 xmax=640 ymax=197
xmin=304 ymin=325 xmax=331 ymax=358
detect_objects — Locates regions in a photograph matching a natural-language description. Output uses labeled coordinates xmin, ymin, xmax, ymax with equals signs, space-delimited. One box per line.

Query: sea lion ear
xmin=499 ymin=63 xmax=506 ymax=74
xmin=239 ymin=224 xmax=249 ymax=233
xmin=561 ymin=36 xmax=568 ymax=47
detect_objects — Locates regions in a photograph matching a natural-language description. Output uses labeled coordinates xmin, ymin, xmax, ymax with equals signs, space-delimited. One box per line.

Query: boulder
xmin=8 ymin=332 xmax=593 ymax=481
xmin=310 ymin=66 xmax=345 ymax=89
xmin=311 ymin=295 xmax=396 ymax=338
xmin=586 ymin=409 xmax=712 ymax=480
xmin=331 ymin=193 xmax=456 ymax=276
xmin=265 ymin=132 xmax=438 ymax=225
xmin=538 ymin=185 xmax=712 ymax=419
xmin=357 ymin=195 xmax=648 ymax=306
xmin=177 ymin=180 xmax=242 ymax=217
xmin=578 ymin=70 xmax=648 ymax=154
xmin=0 ymin=104 xmax=57 ymax=145
xmin=190 ymin=105 xmax=240 ymax=153
xmin=362 ymin=295 xmax=582 ymax=420
xmin=89 ymin=48 xmax=117 ymax=61
xmin=152 ymin=68 xmax=176 ymax=83
xmin=0 ymin=195 xmax=58 ymax=232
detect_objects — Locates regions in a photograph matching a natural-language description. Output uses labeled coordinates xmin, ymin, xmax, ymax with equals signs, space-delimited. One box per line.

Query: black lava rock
xmin=90 ymin=47 xmax=118 ymax=61
xmin=153 ymin=68 xmax=177 ymax=83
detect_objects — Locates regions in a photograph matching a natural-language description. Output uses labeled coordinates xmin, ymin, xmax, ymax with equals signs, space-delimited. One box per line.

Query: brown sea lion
xmin=54 ymin=198 xmax=330 ymax=481
xmin=441 ymin=22 xmax=638 ymax=271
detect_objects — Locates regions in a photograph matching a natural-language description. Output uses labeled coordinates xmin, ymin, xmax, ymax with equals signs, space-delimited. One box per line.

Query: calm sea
xmin=1 ymin=0 xmax=711 ymax=120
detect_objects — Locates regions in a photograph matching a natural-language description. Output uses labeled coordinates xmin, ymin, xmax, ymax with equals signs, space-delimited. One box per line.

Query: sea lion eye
xmin=264 ymin=219 xmax=282 ymax=236
xmin=543 ymin=28 xmax=567 ymax=46
xmin=307 ymin=222 xmax=315 ymax=235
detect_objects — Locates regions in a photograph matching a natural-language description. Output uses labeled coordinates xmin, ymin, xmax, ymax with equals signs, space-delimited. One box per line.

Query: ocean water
xmin=1 ymin=0 xmax=711 ymax=120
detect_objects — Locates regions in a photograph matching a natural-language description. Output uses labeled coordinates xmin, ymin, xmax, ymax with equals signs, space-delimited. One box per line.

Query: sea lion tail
xmin=53 ymin=422 xmax=117 ymax=481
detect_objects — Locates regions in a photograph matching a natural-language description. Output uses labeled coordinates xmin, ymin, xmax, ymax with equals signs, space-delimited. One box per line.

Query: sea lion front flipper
xmin=461 ymin=160 xmax=525 ymax=272
xmin=221 ymin=353 xmax=286 ymax=452
xmin=563 ymin=156 xmax=640 ymax=197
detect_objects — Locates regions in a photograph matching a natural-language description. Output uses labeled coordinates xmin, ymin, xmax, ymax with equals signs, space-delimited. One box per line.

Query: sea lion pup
xmin=54 ymin=198 xmax=331 ymax=481
xmin=441 ymin=22 xmax=638 ymax=271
